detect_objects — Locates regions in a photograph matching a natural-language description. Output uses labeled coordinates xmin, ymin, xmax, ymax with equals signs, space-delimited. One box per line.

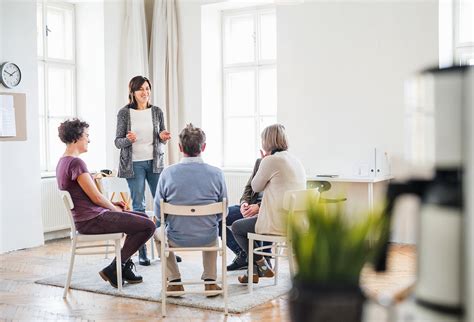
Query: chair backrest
xmin=99 ymin=176 xmax=131 ymax=208
xmin=59 ymin=190 xmax=78 ymax=238
xmin=160 ymin=198 xmax=228 ymax=231
xmin=283 ymin=188 xmax=320 ymax=213
xmin=100 ymin=176 xmax=130 ymax=196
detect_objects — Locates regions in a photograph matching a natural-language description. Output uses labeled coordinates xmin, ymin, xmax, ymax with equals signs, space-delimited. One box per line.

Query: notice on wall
xmin=0 ymin=94 xmax=16 ymax=137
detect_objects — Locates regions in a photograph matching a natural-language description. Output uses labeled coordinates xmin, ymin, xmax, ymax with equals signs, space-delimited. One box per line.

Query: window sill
xmin=41 ymin=171 xmax=56 ymax=179
xmin=222 ymin=167 xmax=253 ymax=173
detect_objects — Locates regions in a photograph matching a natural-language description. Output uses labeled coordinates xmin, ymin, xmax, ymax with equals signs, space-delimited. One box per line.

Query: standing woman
xmin=115 ymin=76 xmax=171 ymax=266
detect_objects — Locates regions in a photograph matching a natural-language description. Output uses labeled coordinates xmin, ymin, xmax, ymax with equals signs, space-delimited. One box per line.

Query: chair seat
xmin=76 ymin=232 xmax=123 ymax=242
xmin=248 ymin=232 xmax=286 ymax=243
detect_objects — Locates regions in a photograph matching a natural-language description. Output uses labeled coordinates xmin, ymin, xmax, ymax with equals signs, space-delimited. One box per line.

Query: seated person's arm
xmin=218 ymin=171 xmax=228 ymax=221
xmin=241 ymin=158 xmax=262 ymax=217
xmin=251 ymin=157 xmax=275 ymax=192
xmin=154 ymin=175 xmax=167 ymax=227
xmin=77 ymin=173 xmax=123 ymax=212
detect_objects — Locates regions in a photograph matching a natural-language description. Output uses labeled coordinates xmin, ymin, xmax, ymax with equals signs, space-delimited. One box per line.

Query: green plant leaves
xmin=288 ymin=196 xmax=389 ymax=285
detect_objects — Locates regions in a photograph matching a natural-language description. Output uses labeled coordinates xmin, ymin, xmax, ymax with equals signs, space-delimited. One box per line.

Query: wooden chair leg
xmin=288 ymin=242 xmax=295 ymax=278
xmin=63 ymin=241 xmax=77 ymax=299
xmin=115 ymin=240 xmax=122 ymax=292
xmin=248 ymin=237 xmax=254 ymax=293
xmin=274 ymin=243 xmax=279 ymax=286
xmin=161 ymin=232 xmax=167 ymax=317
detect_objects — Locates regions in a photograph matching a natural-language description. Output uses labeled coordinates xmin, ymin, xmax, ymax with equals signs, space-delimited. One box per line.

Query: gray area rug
xmin=35 ymin=258 xmax=291 ymax=313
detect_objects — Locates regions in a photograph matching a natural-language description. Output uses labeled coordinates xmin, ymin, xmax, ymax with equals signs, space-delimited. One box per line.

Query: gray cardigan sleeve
xmin=114 ymin=107 xmax=132 ymax=149
xmin=157 ymin=108 xmax=167 ymax=144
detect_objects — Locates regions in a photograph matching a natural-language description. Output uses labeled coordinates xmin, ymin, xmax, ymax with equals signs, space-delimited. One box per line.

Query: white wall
xmin=277 ymin=2 xmax=438 ymax=176
xmin=0 ymin=0 xmax=44 ymax=252
xmin=179 ymin=1 xmax=438 ymax=176
xmin=0 ymin=0 xmax=3 ymax=249
xmin=177 ymin=0 xmax=205 ymax=128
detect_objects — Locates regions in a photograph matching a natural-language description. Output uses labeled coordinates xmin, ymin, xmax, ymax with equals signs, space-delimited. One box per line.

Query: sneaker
xmin=205 ymin=283 xmax=222 ymax=297
xmin=167 ymin=279 xmax=185 ymax=297
xmin=122 ymin=259 xmax=143 ymax=284
xmin=176 ymin=255 xmax=183 ymax=263
xmin=99 ymin=260 xmax=124 ymax=288
xmin=227 ymin=252 xmax=248 ymax=271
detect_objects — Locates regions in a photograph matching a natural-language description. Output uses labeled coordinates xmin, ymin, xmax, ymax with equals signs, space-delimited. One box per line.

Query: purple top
xmin=56 ymin=156 xmax=108 ymax=223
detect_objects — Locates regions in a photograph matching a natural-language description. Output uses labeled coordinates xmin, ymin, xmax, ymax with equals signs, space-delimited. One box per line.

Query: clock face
xmin=0 ymin=62 xmax=21 ymax=88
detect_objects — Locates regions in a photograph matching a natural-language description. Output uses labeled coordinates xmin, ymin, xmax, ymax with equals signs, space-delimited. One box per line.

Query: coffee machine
xmin=376 ymin=65 xmax=473 ymax=320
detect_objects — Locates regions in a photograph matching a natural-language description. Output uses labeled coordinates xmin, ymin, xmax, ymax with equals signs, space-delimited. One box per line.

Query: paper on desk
xmin=0 ymin=95 xmax=16 ymax=137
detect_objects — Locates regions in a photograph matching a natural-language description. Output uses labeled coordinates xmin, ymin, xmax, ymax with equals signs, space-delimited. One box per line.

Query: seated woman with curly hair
xmin=56 ymin=118 xmax=156 ymax=289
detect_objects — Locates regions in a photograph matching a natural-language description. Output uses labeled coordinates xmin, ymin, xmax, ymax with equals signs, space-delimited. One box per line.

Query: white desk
xmin=307 ymin=175 xmax=394 ymax=212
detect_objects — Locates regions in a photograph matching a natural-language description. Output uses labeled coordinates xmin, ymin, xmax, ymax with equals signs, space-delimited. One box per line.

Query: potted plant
xmin=287 ymin=196 xmax=389 ymax=322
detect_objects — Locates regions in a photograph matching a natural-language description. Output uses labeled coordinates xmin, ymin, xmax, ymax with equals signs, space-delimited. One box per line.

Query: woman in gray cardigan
xmin=115 ymin=76 xmax=171 ymax=265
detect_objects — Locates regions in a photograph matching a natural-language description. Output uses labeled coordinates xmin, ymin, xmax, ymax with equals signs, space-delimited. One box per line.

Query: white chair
xmin=59 ymin=190 xmax=123 ymax=298
xmin=99 ymin=176 xmax=156 ymax=260
xmin=159 ymin=198 xmax=228 ymax=317
xmin=247 ymin=188 xmax=320 ymax=292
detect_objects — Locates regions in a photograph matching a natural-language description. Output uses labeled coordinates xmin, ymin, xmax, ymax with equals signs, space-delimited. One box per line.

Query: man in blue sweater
xmin=153 ymin=123 xmax=227 ymax=296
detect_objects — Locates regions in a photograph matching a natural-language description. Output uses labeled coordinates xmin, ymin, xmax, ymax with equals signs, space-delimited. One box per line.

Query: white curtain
xmin=149 ymin=0 xmax=180 ymax=165
xmin=121 ymin=0 xmax=149 ymax=97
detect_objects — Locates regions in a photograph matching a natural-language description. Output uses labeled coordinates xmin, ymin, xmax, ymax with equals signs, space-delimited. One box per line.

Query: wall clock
xmin=0 ymin=62 xmax=22 ymax=88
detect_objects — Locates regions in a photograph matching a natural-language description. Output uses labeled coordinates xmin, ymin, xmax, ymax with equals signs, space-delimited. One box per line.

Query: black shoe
xmin=122 ymin=259 xmax=143 ymax=284
xmin=138 ymin=244 xmax=150 ymax=266
xmin=227 ymin=252 xmax=248 ymax=271
xmin=99 ymin=259 xmax=124 ymax=288
xmin=176 ymin=255 xmax=182 ymax=263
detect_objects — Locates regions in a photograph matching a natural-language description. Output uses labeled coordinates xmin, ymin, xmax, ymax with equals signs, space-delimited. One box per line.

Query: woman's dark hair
xmin=179 ymin=123 xmax=206 ymax=157
xmin=128 ymin=75 xmax=152 ymax=108
xmin=58 ymin=118 xmax=89 ymax=144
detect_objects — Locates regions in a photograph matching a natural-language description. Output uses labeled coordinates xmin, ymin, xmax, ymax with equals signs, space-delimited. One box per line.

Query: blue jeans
xmin=126 ymin=160 xmax=160 ymax=213
xmin=219 ymin=205 xmax=271 ymax=256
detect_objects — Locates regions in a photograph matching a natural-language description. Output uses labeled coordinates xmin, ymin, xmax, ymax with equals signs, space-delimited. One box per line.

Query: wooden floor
xmin=0 ymin=239 xmax=415 ymax=321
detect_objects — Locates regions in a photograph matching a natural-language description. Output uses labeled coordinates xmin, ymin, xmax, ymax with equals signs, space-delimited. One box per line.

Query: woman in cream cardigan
xmin=231 ymin=124 xmax=306 ymax=284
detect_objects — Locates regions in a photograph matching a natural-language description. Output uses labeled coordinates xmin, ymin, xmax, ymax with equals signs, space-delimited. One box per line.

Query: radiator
xmin=223 ymin=171 xmax=252 ymax=205
xmin=40 ymin=171 xmax=251 ymax=234
xmin=41 ymin=177 xmax=70 ymax=233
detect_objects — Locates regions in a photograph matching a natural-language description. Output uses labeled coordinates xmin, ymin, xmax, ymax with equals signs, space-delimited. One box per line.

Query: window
xmin=222 ymin=8 xmax=277 ymax=168
xmin=455 ymin=0 xmax=474 ymax=65
xmin=37 ymin=2 xmax=76 ymax=173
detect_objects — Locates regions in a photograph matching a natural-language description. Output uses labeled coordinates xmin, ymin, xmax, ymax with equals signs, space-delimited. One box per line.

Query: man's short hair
xmin=179 ymin=123 xmax=206 ymax=157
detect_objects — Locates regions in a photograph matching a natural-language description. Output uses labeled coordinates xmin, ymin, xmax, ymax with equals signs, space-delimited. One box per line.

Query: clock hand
xmin=4 ymin=70 xmax=13 ymax=76
xmin=11 ymin=70 xmax=17 ymax=75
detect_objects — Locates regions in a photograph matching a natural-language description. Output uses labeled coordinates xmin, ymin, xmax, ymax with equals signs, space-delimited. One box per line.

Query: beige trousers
xmin=154 ymin=228 xmax=218 ymax=281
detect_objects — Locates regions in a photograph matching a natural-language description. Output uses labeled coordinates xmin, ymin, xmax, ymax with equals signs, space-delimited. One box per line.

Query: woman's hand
xmin=240 ymin=202 xmax=249 ymax=214
xmin=113 ymin=201 xmax=126 ymax=209
xmin=242 ymin=204 xmax=259 ymax=217
xmin=159 ymin=130 xmax=171 ymax=142
xmin=126 ymin=131 xmax=137 ymax=143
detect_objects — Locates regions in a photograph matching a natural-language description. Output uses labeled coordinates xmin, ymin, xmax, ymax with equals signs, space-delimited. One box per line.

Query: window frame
xmin=454 ymin=0 xmax=474 ymax=65
xmin=37 ymin=1 xmax=77 ymax=175
xmin=221 ymin=7 xmax=277 ymax=169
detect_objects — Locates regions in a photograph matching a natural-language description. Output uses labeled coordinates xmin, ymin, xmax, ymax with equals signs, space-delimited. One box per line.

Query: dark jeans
xmin=221 ymin=206 xmax=271 ymax=257
xmin=76 ymin=210 xmax=155 ymax=263
xmin=218 ymin=205 xmax=245 ymax=255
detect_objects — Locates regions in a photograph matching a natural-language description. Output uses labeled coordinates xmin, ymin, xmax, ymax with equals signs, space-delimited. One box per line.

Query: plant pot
xmin=288 ymin=279 xmax=365 ymax=322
